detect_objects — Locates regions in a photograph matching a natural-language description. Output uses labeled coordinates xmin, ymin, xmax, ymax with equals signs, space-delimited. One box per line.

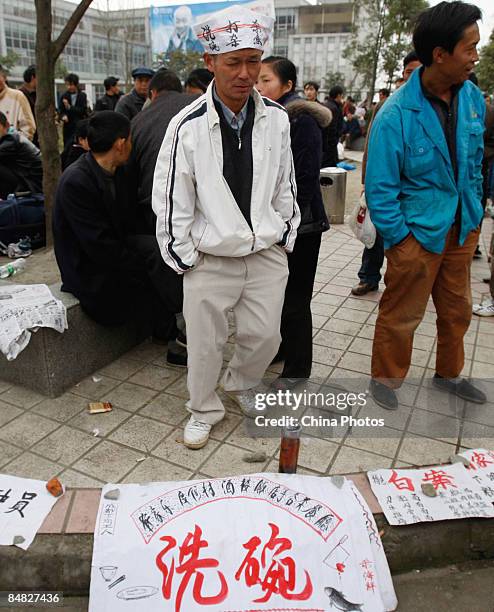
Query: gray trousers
xmin=183 ymin=245 xmax=289 ymax=424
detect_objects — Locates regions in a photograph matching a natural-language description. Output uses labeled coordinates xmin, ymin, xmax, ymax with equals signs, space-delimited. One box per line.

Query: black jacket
xmin=279 ymin=93 xmax=331 ymax=235
xmin=115 ymin=89 xmax=146 ymax=121
xmin=0 ymin=130 xmax=43 ymax=193
xmin=127 ymin=90 xmax=198 ymax=233
xmin=94 ymin=92 xmax=123 ymax=112
xmin=324 ymin=98 xmax=344 ymax=148
xmin=59 ymin=90 xmax=89 ymax=144
xmin=53 ymin=152 xmax=139 ymax=322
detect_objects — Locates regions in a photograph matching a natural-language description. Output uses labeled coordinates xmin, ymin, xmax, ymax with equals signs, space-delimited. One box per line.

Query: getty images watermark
xmin=252 ymin=388 xmax=385 ymax=429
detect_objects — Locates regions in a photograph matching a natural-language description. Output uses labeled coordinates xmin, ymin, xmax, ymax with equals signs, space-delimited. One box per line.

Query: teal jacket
xmin=365 ymin=68 xmax=485 ymax=253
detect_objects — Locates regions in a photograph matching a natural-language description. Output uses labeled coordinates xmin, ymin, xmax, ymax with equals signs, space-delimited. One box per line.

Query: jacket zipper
xmin=251 ymin=232 xmax=256 ymax=251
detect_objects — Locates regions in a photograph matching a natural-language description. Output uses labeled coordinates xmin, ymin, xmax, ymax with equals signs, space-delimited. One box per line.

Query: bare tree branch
xmin=52 ymin=0 xmax=94 ymax=60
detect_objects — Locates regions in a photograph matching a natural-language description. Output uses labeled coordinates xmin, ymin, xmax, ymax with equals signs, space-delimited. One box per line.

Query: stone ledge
xmin=1 ymin=473 xmax=493 ymax=593
xmin=0 ymin=283 xmax=152 ymax=397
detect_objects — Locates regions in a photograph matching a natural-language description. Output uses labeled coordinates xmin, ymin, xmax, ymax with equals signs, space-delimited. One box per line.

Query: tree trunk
xmin=35 ymin=0 xmax=59 ymax=249
xmin=34 ymin=0 xmax=93 ymax=248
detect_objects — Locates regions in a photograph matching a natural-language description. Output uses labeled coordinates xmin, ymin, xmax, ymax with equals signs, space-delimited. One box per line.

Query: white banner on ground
xmin=458 ymin=448 xmax=494 ymax=501
xmin=368 ymin=463 xmax=494 ymax=526
xmin=0 ymin=474 xmax=63 ymax=550
xmin=89 ymin=474 xmax=397 ymax=611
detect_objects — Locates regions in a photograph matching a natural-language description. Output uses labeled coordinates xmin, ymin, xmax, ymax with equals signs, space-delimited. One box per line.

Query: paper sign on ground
xmin=368 ymin=463 xmax=494 ymax=526
xmin=0 ymin=474 xmax=64 ymax=549
xmin=459 ymin=448 xmax=494 ymax=500
xmin=89 ymin=473 xmax=397 ymax=611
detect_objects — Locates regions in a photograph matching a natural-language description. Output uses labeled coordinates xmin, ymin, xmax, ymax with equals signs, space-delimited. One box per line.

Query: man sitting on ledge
xmin=53 ymin=110 xmax=185 ymax=365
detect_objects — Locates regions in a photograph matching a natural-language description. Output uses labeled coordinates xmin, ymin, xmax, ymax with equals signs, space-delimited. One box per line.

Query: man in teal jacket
xmin=365 ymin=0 xmax=486 ymax=410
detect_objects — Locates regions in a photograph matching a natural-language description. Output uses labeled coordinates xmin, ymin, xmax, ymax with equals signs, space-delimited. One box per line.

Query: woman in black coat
xmin=257 ymin=57 xmax=332 ymax=385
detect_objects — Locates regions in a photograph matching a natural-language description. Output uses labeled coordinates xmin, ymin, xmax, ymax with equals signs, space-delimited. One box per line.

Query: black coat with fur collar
xmin=278 ymin=92 xmax=331 ymax=234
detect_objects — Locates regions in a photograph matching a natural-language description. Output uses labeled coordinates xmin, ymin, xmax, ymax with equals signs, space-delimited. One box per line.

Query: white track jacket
xmin=152 ymin=83 xmax=300 ymax=274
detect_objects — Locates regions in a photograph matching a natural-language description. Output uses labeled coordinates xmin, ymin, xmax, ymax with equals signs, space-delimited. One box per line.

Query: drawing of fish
xmin=324 ymin=586 xmax=364 ymax=611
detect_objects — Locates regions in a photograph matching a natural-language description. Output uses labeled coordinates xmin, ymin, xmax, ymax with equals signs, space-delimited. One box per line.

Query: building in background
xmin=275 ymin=0 xmax=358 ymax=96
xmin=0 ymin=0 xmax=152 ymax=105
xmin=0 ymin=0 xmax=358 ymax=104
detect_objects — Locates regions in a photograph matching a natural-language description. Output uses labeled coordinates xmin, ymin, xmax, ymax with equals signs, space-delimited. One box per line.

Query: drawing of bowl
xmin=99 ymin=566 xmax=117 ymax=582
xmin=116 ymin=586 xmax=158 ymax=600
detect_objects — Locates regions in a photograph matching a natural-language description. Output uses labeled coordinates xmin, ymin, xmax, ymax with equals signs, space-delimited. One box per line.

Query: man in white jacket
xmin=153 ymin=5 xmax=300 ymax=449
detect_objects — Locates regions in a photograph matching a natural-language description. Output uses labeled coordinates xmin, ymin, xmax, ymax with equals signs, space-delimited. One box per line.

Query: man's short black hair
xmin=104 ymin=76 xmax=118 ymax=90
xmin=184 ymin=68 xmax=214 ymax=93
xmin=304 ymin=81 xmax=319 ymax=91
xmin=0 ymin=111 xmax=7 ymax=127
xmin=403 ymin=50 xmax=419 ymax=69
xmin=413 ymin=1 xmax=482 ymax=67
xmin=65 ymin=73 xmax=80 ymax=86
xmin=149 ymin=69 xmax=182 ymax=95
xmin=23 ymin=65 xmax=36 ymax=84
xmin=87 ymin=111 xmax=130 ymax=153
xmin=379 ymin=88 xmax=390 ymax=97
xmin=329 ymin=85 xmax=344 ymax=99
xmin=75 ymin=118 xmax=89 ymax=141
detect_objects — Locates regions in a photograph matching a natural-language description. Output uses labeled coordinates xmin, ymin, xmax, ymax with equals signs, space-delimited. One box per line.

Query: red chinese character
xmin=422 ymin=469 xmax=457 ymax=490
xmin=359 ymin=559 xmax=373 ymax=570
xmin=155 ymin=524 xmax=228 ymax=612
xmin=469 ymin=451 xmax=494 ymax=470
xmin=235 ymin=522 xmax=313 ymax=603
xmin=388 ymin=469 xmax=415 ymax=492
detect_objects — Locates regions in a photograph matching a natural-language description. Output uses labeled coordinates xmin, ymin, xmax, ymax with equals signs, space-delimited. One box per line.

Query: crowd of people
xmin=0 ymin=1 xmax=492 ymax=449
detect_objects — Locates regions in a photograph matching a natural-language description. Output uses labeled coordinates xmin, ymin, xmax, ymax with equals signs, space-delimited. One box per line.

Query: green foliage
xmin=155 ymin=50 xmax=204 ymax=83
xmin=324 ymin=70 xmax=346 ymax=91
xmin=345 ymin=0 xmax=427 ymax=100
xmin=54 ymin=58 xmax=68 ymax=80
xmin=477 ymin=29 xmax=494 ymax=94
xmin=0 ymin=51 xmax=20 ymax=73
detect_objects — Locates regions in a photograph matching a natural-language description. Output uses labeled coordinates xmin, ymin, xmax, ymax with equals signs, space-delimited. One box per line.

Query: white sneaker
xmin=223 ymin=388 xmax=267 ymax=419
xmin=183 ymin=416 xmax=212 ymax=449
xmin=473 ymin=299 xmax=494 ymax=317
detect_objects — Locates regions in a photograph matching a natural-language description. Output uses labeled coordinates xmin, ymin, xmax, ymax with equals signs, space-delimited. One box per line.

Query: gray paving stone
xmin=397 ymin=434 xmax=457 ymax=466
xmin=103 ymin=382 xmax=158 ymax=411
xmin=68 ymin=405 xmax=132 ymax=437
xmin=70 ymin=375 xmax=120 ymax=400
xmin=208 ymin=411 xmax=243 ymax=441
xmin=330 ymin=446 xmax=393 ymax=474
xmin=3 ymin=452 xmax=62 ymax=480
xmin=0 ymin=413 xmax=60 ymax=448
xmin=332 ymin=307 xmax=370 ymax=324
xmin=0 ymin=401 xmax=23 ymax=427
xmin=406 ymin=408 xmax=461 ymax=443
xmin=128 ymin=364 xmax=183 ymax=391
xmin=342 ymin=297 xmax=377 ymax=312
xmin=72 ymin=440 xmax=145 ymax=482
xmin=223 ymin=421 xmax=280 ymax=454
xmin=0 ymin=385 xmax=46 ymax=409
xmin=345 ymin=427 xmax=401 ymax=459
xmin=98 ymin=357 xmax=145 ymax=380
xmin=138 ymin=392 xmax=189 ymax=425
xmin=122 ymin=457 xmax=193 ymax=484
xmin=109 ymin=415 xmax=173 ymax=452
xmin=312 ymin=344 xmax=343 ymax=366
xmin=152 ymin=428 xmax=221 ymax=470
xmin=337 ymin=351 xmax=372 ymax=374
xmin=201 ymin=443 xmax=270 ymax=478
xmin=0 ymin=440 xmax=23 ymax=468
xmin=31 ymin=393 xmax=88 ymax=423
xmin=164 ymin=374 xmax=189 ymax=400
xmin=124 ymin=340 xmax=165 ymax=363
xmin=323 ymin=318 xmax=363 ymax=336
xmin=32 ymin=425 xmax=100 ymax=465
xmin=58 ymin=469 xmax=105 ymax=488
xmin=0 ymin=381 xmax=12 ymax=394
xmin=313 ymin=329 xmax=354 ymax=350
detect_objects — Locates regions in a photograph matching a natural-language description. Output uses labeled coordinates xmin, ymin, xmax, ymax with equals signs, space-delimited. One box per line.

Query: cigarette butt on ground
xmin=46 ymin=477 xmax=63 ymax=497
xmin=88 ymin=402 xmax=113 ymax=414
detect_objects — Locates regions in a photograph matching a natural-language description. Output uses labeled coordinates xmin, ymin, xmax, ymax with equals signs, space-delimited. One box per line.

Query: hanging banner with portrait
xmin=150 ymin=0 xmax=275 ymax=58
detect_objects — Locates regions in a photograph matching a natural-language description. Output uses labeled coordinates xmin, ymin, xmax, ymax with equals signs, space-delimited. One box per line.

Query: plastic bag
xmin=349 ymin=192 xmax=376 ymax=248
